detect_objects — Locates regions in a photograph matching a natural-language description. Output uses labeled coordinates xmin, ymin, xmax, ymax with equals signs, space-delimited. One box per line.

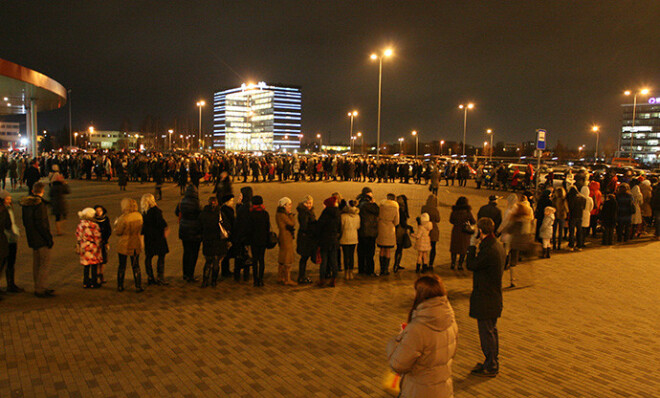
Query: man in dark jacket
xmin=357 ymin=187 xmax=379 ymax=276
xmin=199 ymin=196 xmax=229 ymax=287
xmin=233 ymin=187 xmax=253 ymax=281
xmin=567 ymin=186 xmax=586 ymax=250
xmin=316 ymin=196 xmax=341 ymax=287
xmin=467 ymin=217 xmax=505 ymax=377
xmin=175 ymin=185 xmax=202 ymax=282
xmin=20 ymin=182 xmax=55 ymax=297
xmin=534 ymin=188 xmax=553 ymax=241
xmin=24 ymin=159 xmax=41 ymax=194
xmin=477 ymin=195 xmax=503 ymax=233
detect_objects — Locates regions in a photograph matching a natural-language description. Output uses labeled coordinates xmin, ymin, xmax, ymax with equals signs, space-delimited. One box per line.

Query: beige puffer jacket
xmin=376 ymin=199 xmax=400 ymax=247
xmin=387 ymin=296 xmax=458 ymax=398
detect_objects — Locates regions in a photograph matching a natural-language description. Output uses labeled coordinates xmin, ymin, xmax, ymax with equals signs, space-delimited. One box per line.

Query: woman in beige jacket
xmin=388 ymin=275 xmax=458 ymax=397
xmin=376 ymin=193 xmax=400 ymax=275
xmin=115 ymin=198 xmax=144 ymax=292
xmin=276 ymin=197 xmax=297 ymax=286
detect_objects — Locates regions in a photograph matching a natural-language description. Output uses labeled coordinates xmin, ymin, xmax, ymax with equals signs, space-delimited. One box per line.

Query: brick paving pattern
xmin=1 ymin=179 xmax=658 ymax=397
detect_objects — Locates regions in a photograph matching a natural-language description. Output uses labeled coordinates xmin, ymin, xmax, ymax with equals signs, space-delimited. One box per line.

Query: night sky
xmin=1 ymin=1 xmax=658 ymax=151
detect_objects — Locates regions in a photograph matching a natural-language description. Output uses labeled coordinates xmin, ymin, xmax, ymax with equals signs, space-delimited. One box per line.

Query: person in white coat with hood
xmin=339 ymin=200 xmax=360 ymax=280
xmin=414 ymin=213 xmax=432 ymax=273
xmin=579 ymin=186 xmax=593 ymax=249
xmin=387 ymin=274 xmax=458 ymax=398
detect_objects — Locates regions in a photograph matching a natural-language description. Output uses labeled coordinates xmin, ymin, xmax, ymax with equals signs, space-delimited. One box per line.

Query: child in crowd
xmin=414 ymin=213 xmax=432 ymax=273
xmin=76 ymin=208 xmax=104 ymax=288
xmin=539 ymin=206 xmax=555 ymax=258
xmin=94 ymin=205 xmax=111 ymax=284
xmin=600 ymin=194 xmax=618 ymax=246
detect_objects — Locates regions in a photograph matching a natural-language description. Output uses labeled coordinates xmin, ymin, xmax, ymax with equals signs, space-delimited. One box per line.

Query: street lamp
xmin=440 ymin=140 xmax=445 ymax=155
xmin=623 ymin=88 xmax=649 ymax=159
xmin=168 ymin=129 xmax=174 ymax=151
xmin=348 ymin=110 xmax=358 ymax=152
xmin=316 ymin=133 xmax=322 ymax=152
xmin=411 ymin=130 xmax=419 ymax=158
xmin=357 ymin=132 xmax=363 ymax=155
xmin=74 ymin=132 xmax=78 ymax=147
xmin=196 ymin=100 xmax=205 ymax=150
xmin=578 ymin=145 xmax=584 ymax=158
xmin=398 ymin=137 xmax=404 ymax=154
xmin=592 ymin=125 xmax=600 ymax=160
xmin=370 ymin=48 xmax=394 ymax=160
xmin=486 ymin=129 xmax=494 ymax=162
xmin=458 ymin=103 xmax=475 ymax=157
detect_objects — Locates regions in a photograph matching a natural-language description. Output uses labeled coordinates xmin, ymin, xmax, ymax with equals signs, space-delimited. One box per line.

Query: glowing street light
xmin=398 ymin=137 xmax=404 ymax=154
xmin=197 ymin=100 xmax=206 ymax=150
xmin=458 ymin=103 xmax=475 ymax=157
xmin=74 ymin=132 xmax=78 ymax=146
xmin=316 ymin=133 xmax=322 ymax=152
xmin=623 ymin=88 xmax=650 ymax=158
xmin=356 ymin=131 xmax=363 ymax=155
xmin=592 ymin=125 xmax=600 ymax=159
xmin=168 ymin=129 xmax=174 ymax=150
xmin=370 ymin=47 xmax=394 ymax=160
xmin=411 ymin=130 xmax=419 ymax=158
xmin=440 ymin=140 xmax=445 ymax=155
xmin=347 ymin=110 xmax=358 ymax=152
xmin=486 ymin=128 xmax=494 ymax=161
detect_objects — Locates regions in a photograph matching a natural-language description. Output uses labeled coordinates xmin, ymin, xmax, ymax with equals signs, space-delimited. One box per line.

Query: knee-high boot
xmin=117 ymin=266 xmax=125 ymax=292
xmin=132 ymin=261 xmax=144 ymax=292
xmin=83 ymin=265 xmax=91 ymax=288
xmin=91 ymin=265 xmax=99 ymax=288
xmin=201 ymin=261 xmax=212 ymax=288
xmin=380 ymin=256 xmax=390 ymax=276
xmin=145 ymin=257 xmax=156 ymax=285
xmin=393 ymin=251 xmax=403 ymax=273
xmin=211 ymin=262 xmax=220 ymax=287
xmin=156 ymin=257 xmax=168 ymax=285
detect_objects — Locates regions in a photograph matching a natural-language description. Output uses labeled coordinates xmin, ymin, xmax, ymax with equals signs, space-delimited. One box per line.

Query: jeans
xmin=357 ymin=237 xmax=376 ymax=275
xmin=320 ymin=244 xmax=338 ymax=280
xmin=251 ymin=245 xmax=266 ymax=283
xmin=182 ymin=240 xmax=201 ymax=279
xmin=341 ymin=244 xmax=355 ymax=270
xmin=568 ymin=218 xmax=581 ymax=247
xmin=602 ymin=225 xmax=615 ymax=245
xmin=616 ymin=221 xmax=631 ymax=242
xmin=477 ymin=318 xmax=499 ymax=371
xmin=32 ymin=247 xmax=51 ymax=294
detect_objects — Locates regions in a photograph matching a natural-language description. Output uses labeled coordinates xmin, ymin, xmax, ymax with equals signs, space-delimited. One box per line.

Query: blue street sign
xmin=536 ymin=129 xmax=546 ymax=150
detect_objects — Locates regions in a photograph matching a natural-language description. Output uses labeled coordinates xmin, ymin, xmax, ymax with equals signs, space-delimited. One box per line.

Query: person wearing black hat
xmin=477 ymin=196 xmax=503 ymax=232
xmin=233 ymin=187 xmax=253 ymax=281
xmin=220 ymin=194 xmax=235 ymax=278
xmin=357 ymin=188 xmax=379 ymax=276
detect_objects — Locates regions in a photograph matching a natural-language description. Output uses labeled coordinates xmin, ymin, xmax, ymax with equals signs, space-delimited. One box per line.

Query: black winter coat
xmin=357 ymin=196 xmax=379 ymax=238
xmin=49 ymin=181 xmax=70 ymax=217
xmin=24 ymin=166 xmax=40 ymax=188
xmin=233 ymin=201 xmax=251 ymax=245
xmin=247 ymin=207 xmax=270 ymax=248
xmin=199 ymin=205 xmax=229 ymax=256
xmin=142 ymin=206 xmax=169 ymax=256
xmin=20 ymin=195 xmax=53 ymax=249
xmin=175 ymin=186 xmax=202 ymax=242
xmin=600 ymin=198 xmax=618 ymax=227
xmin=0 ymin=206 xmax=12 ymax=259
xmin=477 ymin=203 xmax=502 ymax=232
xmin=296 ymin=203 xmax=317 ymax=257
xmin=615 ymin=193 xmax=634 ymax=222
xmin=316 ymin=206 xmax=341 ymax=249
xmin=466 ymin=235 xmax=505 ymax=320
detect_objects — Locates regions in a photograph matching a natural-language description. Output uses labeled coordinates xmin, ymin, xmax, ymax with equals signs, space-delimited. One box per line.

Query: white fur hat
xmin=78 ymin=207 xmax=96 ymax=220
xmin=278 ymin=197 xmax=292 ymax=208
xmin=420 ymin=213 xmax=430 ymax=223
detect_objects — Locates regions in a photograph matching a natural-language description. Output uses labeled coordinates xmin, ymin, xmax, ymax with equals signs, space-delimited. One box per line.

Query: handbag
xmin=266 ymin=231 xmax=278 ymax=249
xmin=462 ymin=221 xmax=475 ymax=234
xmin=401 ymin=231 xmax=412 ymax=249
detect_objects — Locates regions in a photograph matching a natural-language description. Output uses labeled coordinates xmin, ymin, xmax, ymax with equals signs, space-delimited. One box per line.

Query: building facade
xmin=88 ymin=131 xmax=139 ymax=149
xmin=0 ymin=121 xmax=20 ymax=149
xmin=213 ymin=82 xmax=301 ymax=152
xmin=621 ymin=96 xmax=660 ymax=163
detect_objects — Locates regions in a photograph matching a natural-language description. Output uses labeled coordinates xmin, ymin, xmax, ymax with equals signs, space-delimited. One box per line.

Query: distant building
xmin=621 ymin=97 xmax=660 ymax=163
xmin=88 ymin=131 xmax=139 ymax=149
xmin=213 ymin=82 xmax=302 ymax=152
xmin=0 ymin=121 xmax=20 ymax=149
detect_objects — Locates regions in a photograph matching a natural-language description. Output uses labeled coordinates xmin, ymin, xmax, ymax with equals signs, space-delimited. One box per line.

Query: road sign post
xmin=535 ymin=129 xmax=547 ymax=196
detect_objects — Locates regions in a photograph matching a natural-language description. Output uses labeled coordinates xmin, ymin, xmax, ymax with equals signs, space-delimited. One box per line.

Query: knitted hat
xmin=323 ymin=196 xmax=337 ymax=208
xmin=278 ymin=197 xmax=292 ymax=208
xmin=361 ymin=187 xmax=373 ymax=195
xmin=78 ymin=207 xmax=96 ymax=220
xmin=420 ymin=213 xmax=430 ymax=223
xmin=252 ymin=195 xmax=264 ymax=205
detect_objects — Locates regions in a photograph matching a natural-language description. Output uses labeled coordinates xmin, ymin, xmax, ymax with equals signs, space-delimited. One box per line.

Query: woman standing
xmin=421 ymin=194 xmax=441 ymax=271
xmin=248 ymin=195 xmax=270 ymax=287
xmin=387 ymin=275 xmax=458 ymax=398
xmin=339 ymin=200 xmax=360 ymax=280
xmin=414 ymin=213 xmax=432 ymax=273
xmin=393 ymin=195 xmax=412 ymax=274
xmin=0 ymin=191 xmax=22 ymax=293
xmin=630 ymin=180 xmax=643 ymax=238
xmin=93 ymin=205 xmax=111 ymax=284
xmin=615 ymin=183 xmax=634 ymax=242
xmin=276 ymin=197 xmax=297 ymax=286
xmin=296 ymin=195 xmax=317 ymax=284
xmin=199 ymin=196 xmax=230 ymax=287
xmin=175 ymin=185 xmax=202 ymax=282
xmin=49 ymin=174 xmax=70 ymax=235
xmin=75 ymin=208 xmax=103 ymax=288
xmin=376 ymin=193 xmax=400 ymax=276
xmin=316 ymin=196 xmax=341 ymax=287
xmin=141 ymin=194 xmax=169 ymax=286
xmin=449 ymin=196 xmax=476 ymax=270
xmin=115 ymin=198 xmax=144 ymax=292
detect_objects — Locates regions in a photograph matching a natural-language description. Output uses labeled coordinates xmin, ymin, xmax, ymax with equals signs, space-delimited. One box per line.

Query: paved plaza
xmin=0 ymin=179 xmax=658 ymax=397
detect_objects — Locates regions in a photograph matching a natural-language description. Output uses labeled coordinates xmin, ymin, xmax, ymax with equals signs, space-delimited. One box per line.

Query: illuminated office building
xmin=620 ymin=96 xmax=660 ymax=163
xmin=213 ymin=82 xmax=301 ymax=151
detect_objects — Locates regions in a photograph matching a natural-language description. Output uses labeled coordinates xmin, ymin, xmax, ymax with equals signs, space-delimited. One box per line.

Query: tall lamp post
xmin=168 ymin=129 xmax=174 ymax=151
xmin=623 ymin=88 xmax=649 ymax=159
xmin=68 ymin=89 xmax=72 ymax=147
xmin=357 ymin=132 xmax=363 ymax=155
xmin=486 ymin=129 xmax=493 ymax=162
xmin=411 ymin=130 xmax=419 ymax=158
xmin=316 ymin=133 xmax=322 ymax=152
xmin=370 ymin=48 xmax=393 ymax=160
xmin=196 ymin=100 xmax=205 ymax=151
xmin=592 ymin=125 xmax=600 ymax=160
xmin=398 ymin=137 xmax=404 ymax=154
xmin=348 ymin=110 xmax=358 ymax=152
xmin=458 ymin=103 xmax=474 ymax=158
xmin=73 ymin=132 xmax=78 ymax=147
xmin=440 ymin=140 xmax=445 ymax=155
